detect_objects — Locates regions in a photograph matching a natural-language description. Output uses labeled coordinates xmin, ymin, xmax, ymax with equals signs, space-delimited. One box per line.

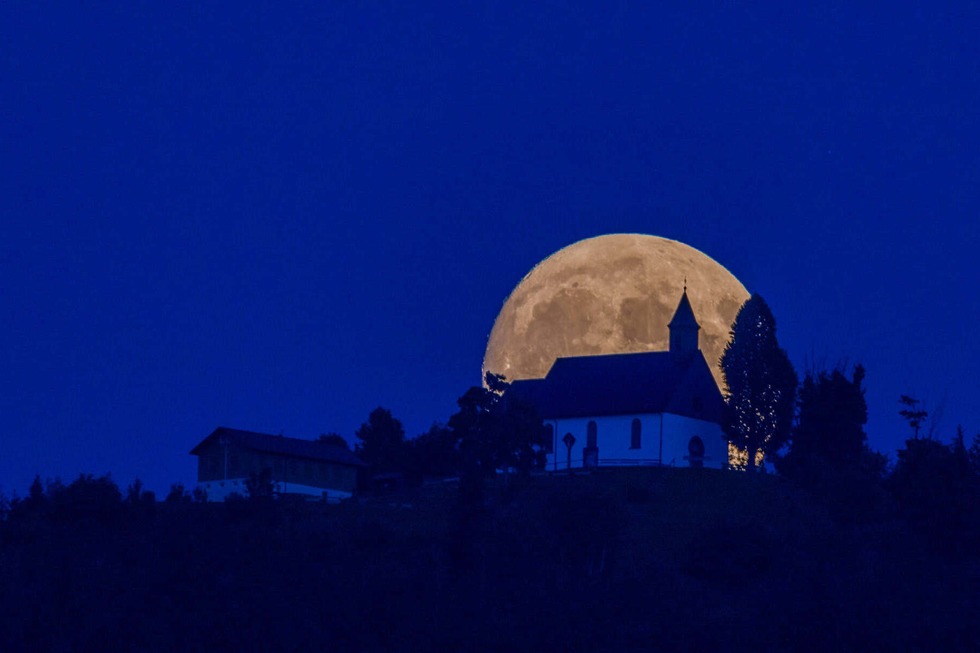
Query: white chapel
xmin=508 ymin=290 xmax=728 ymax=470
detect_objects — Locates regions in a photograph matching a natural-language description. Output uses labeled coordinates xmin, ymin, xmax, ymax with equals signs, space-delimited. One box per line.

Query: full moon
xmin=483 ymin=234 xmax=750 ymax=391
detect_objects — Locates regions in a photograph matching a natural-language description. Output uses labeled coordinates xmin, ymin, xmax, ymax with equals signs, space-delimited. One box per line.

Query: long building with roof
xmin=190 ymin=427 xmax=366 ymax=501
xmin=508 ymin=290 xmax=728 ymax=470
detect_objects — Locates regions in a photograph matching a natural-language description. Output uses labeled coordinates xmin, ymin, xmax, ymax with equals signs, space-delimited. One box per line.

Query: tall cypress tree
xmin=720 ymin=294 xmax=797 ymax=471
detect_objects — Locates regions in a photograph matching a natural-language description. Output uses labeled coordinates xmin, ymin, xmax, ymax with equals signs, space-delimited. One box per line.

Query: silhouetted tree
xmin=783 ymin=365 xmax=871 ymax=467
xmin=450 ymin=386 xmax=494 ymax=513
xmin=406 ymin=423 xmax=460 ymax=482
xmin=124 ymin=478 xmax=157 ymax=515
xmin=165 ymin=483 xmax=192 ymax=505
xmin=29 ymin=475 xmax=45 ymax=500
xmin=898 ymin=395 xmax=928 ymax=439
xmin=720 ymin=294 xmax=797 ymax=470
xmin=449 ymin=374 xmax=548 ymax=487
xmin=317 ymin=432 xmax=350 ymax=450
xmin=778 ymin=365 xmax=888 ymax=522
xmin=24 ymin=474 xmax=47 ymax=513
xmin=125 ymin=478 xmax=144 ymax=505
xmin=355 ymin=407 xmax=407 ymax=475
xmin=888 ymin=416 xmax=980 ymax=555
xmin=968 ymin=431 xmax=980 ymax=477
xmin=447 ymin=369 xmax=549 ymax=551
xmin=192 ymin=486 xmax=207 ymax=503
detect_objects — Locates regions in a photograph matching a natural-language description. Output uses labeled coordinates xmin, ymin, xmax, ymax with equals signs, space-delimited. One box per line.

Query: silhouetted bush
xmin=405 ymin=423 xmax=459 ymax=484
xmin=124 ymin=478 xmax=157 ymax=518
xmin=887 ymin=436 xmax=980 ymax=556
xmin=165 ymin=483 xmax=193 ymax=504
xmin=49 ymin=474 xmax=122 ymax=524
xmin=245 ymin=467 xmax=275 ymax=500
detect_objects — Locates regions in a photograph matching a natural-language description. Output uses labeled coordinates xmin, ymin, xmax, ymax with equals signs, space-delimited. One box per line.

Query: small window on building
xmin=544 ymin=424 xmax=554 ymax=453
xmin=688 ymin=436 xmax=705 ymax=469
xmin=586 ymin=421 xmax=597 ymax=449
xmin=630 ymin=418 xmax=641 ymax=449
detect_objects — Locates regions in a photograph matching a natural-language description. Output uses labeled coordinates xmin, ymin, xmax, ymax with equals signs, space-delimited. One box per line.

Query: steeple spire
xmin=668 ymin=286 xmax=701 ymax=353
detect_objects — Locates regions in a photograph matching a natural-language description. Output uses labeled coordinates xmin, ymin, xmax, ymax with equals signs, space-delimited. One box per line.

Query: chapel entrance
xmin=583 ymin=420 xmax=599 ymax=468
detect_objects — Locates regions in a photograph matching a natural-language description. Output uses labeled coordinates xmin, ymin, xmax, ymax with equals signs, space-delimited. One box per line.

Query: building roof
xmin=507 ymin=350 xmax=724 ymax=423
xmin=190 ymin=427 xmax=367 ymax=467
xmin=668 ymin=290 xmax=700 ymax=329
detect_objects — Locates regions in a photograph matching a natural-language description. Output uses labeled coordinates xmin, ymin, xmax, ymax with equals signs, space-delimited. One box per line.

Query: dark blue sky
xmin=3 ymin=3 xmax=978 ymax=496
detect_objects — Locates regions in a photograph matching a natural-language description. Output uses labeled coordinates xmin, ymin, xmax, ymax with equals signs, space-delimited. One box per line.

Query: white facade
xmin=196 ymin=479 xmax=353 ymax=503
xmin=544 ymin=412 xmax=727 ymax=471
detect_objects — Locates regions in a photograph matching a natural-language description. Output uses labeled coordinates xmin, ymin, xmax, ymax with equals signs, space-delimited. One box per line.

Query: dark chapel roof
xmin=507 ymin=349 xmax=724 ymax=424
xmin=190 ymin=427 xmax=367 ymax=467
xmin=667 ymin=290 xmax=700 ymax=328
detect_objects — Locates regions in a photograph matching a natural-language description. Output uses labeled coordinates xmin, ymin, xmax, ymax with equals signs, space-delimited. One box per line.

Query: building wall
xmin=544 ymin=412 xmax=727 ymax=471
xmin=194 ymin=443 xmax=358 ymax=500
xmin=196 ymin=478 xmax=355 ymax=503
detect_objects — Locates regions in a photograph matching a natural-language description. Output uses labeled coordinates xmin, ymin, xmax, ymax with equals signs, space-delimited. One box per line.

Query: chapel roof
xmin=190 ymin=427 xmax=367 ymax=467
xmin=667 ymin=289 xmax=700 ymax=328
xmin=507 ymin=349 xmax=723 ymax=423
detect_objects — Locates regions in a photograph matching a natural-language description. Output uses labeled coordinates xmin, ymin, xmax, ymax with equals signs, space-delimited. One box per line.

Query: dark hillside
xmin=2 ymin=469 xmax=977 ymax=651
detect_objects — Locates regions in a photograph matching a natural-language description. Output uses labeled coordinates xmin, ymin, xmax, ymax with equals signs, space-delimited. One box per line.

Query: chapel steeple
xmin=668 ymin=284 xmax=700 ymax=353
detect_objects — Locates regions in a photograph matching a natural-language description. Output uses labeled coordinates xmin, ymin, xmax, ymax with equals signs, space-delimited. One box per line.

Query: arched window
xmin=586 ymin=421 xmax=597 ymax=449
xmin=630 ymin=418 xmax=641 ymax=449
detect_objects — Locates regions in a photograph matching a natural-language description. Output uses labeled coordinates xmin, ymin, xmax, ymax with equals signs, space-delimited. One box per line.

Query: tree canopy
xmin=776 ymin=364 xmax=888 ymax=522
xmin=787 ymin=365 xmax=869 ymax=466
xmin=354 ymin=407 xmax=407 ymax=475
xmin=317 ymin=433 xmax=350 ymax=450
xmin=887 ymin=428 xmax=979 ymax=555
xmin=898 ymin=395 xmax=929 ymax=439
xmin=720 ymin=294 xmax=797 ymax=471
xmin=448 ymin=373 xmax=548 ymax=504
xmin=406 ymin=423 xmax=459 ymax=482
